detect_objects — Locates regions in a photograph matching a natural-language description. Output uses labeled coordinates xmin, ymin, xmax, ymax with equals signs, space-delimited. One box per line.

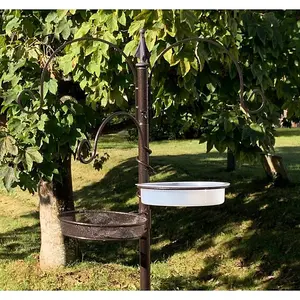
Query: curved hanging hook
xmin=77 ymin=111 xmax=153 ymax=171
xmin=244 ymin=88 xmax=266 ymax=115
xmin=149 ymin=37 xmax=266 ymax=115
xmin=17 ymin=36 xmax=137 ymax=114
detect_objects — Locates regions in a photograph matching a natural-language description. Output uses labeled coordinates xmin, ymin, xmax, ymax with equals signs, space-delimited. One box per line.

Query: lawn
xmin=0 ymin=128 xmax=300 ymax=290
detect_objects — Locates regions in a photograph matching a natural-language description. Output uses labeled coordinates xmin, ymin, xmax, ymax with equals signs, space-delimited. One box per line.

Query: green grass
xmin=1 ymin=128 xmax=300 ymax=290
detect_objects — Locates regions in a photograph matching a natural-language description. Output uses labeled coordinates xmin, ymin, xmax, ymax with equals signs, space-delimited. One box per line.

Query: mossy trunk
xmin=38 ymin=156 xmax=75 ymax=270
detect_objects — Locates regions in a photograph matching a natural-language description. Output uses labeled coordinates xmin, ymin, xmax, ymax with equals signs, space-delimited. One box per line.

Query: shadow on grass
xmin=0 ymin=222 xmax=40 ymax=260
xmin=276 ymin=128 xmax=300 ymax=137
xmin=72 ymin=149 xmax=300 ymax=289
xmin=74 ymin=152 xmax=265 ymax=212
xmin=275 ymin=146 xmax=300 ymax=181
xmin=276 ymin=146 xmax=300 ymax=161
xmin=157 ymin=182 xmax=300 ymax=290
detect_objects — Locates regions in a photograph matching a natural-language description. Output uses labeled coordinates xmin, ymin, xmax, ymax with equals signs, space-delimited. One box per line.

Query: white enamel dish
xmin=136 ymin=181 xmax=230 ymax=207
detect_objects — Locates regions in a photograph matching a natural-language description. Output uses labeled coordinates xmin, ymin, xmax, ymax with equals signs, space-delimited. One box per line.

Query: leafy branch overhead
xmin=0 ymin=10 xmax=299 ymax=192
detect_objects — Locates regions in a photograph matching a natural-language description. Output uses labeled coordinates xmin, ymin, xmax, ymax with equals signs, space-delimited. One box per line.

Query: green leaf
xmin=119 ymin=12 xmax=126 ymax=26
xmin=61 ymin=22 xmax=71 ymax=40
xmin=247 ymin=25 xmax=256 ymax=37
xmin=5 ymin=17 xmax=20 ymax=36
xmin=87 ymin=60 xmax=100 ymax=77
xmin=6 ymin=137 xmax=18 ymax=156
xmin=80 ymin=78 xmax=88 ymax=90
xmin=58 ymin=54 xmax=73 ymax=75
xmin=62 ymin=105 xmax=68 ymax=114
xmin=73 ymin=69 xmax=83 ymax=82
xmin=28 ymin=49 xmax=39 ymax=60
xmin=124 ymin=40 xmax=138 ymax=56
xmin=0 ymin=139 xmax=6 ymax=161
xmin=4 ymin=167 xmax=17 ymax=191
xmin=215 ymin=141 xmax=226 ymax=153
xmin=128 ymin=20 xmax=145 ymax=37
xmin=43 ymin=82 xmax=49 ymax=99
xmin=206 ymin=140 xmax=214 ymax=153
xmin=0 ymin=135 xmax=18 ymax=161
xmin=272 ymin=30 xmax=283 ymax=49
xmin=206 ymin=83 xmax=216 ymax=93
xmin=42 ymin=135 xmax=50 ymax=144
xmin=74 ymin=22 xmax=90 ymax=39
xmin=43 ymin=21 xmax=53 ymax=36
xmin=102 ymin=31 xmax=116 ymax=44
xmin=48 ymin=79 xmax=58 ymax=95
xmin=45 ymin=11 xmax=58 ymax=23
xmin=86 ymin=48 xmax=102 ymax=76
xmin=106 ymin=12 xmax=118 ymax=32
xmin=0 ymin=36 xmax=6 ymax=47
xmin=170 ymin=55 xmax=180 ymax=67
xmin=90 ymin=11 xmax=108 ymax=25
xmin=257 ymin=26 xmax=266 ymax=45
xmin=37 ymin=119 xmax=45 ymax=131
xmin=250 ymin=123 xmax=264 ymax=135
xmin=179 ymin=10 xmax=198 ymax=30
xmin=224 ymin=119 xmax=233 ymax=133
xmin=84 ymin=42 xmax=97 ymax=56
xmin=111 ymin=89 xmax=126 ymax=108
xmin=180 ymin=58 xmax=190 ymax=77
xmin=145 ymin=30 xmax=157 ymax=51
xmin=67 ymin=114 xmax=74 ymax=126
xmin=56 ymin=10 xmax=68 ymax=21
xmin=164 ymin=97 xmax=173 ymax=109
xmin=24 ymin=153 xmax=33 ymax=172
xmin=101 ymin=96 xmax=108 ymax=107
xmin=8 ymin=118 xmax=23 ymax=133
xmin=25 ymin=147 xmax=43 ymax=172
xmin=163 ymin=49 xmax=172 ymax=64
xmin=55 ymin=18 xmax=68 ymax=36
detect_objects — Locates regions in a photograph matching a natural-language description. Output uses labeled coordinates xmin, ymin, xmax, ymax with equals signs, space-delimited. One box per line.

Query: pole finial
xmin=135 ymin=28 xmax=150 ymax=64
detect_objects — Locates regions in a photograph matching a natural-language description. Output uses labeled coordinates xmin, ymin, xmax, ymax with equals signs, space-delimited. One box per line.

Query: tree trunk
xmin=38 ymin=156 xmax=75 ymax=270
xmin=226 ymin=148 xmax=236 ymax=172
xmin=261 ymin=154 xmax=290 ymax=186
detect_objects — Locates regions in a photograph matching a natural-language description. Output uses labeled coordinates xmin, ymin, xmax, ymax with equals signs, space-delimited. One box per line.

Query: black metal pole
xmin=135 ymin=29 xmax=151 ymax=290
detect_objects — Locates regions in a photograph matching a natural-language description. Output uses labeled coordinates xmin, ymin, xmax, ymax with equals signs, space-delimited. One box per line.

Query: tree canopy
xmin=0 ymin=10 xmax=299 ymax=192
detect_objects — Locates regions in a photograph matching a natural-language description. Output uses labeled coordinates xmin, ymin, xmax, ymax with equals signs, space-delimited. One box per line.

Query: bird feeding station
xmin=18 ymin=28 xmax=265 ymax=290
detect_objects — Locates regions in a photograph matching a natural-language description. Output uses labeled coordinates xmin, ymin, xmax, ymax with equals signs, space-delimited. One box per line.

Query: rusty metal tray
xmin=58 ymin=210 xmax=148 ymax=241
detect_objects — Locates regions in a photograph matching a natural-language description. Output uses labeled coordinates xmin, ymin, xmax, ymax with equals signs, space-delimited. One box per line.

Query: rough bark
xmin=38 ymin=156 xmax=75 ymax=270
xmin=38 ymin=180 xmax=66 ymax=270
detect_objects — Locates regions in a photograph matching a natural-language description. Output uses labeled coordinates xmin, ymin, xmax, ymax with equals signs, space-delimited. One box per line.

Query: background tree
xmin=0 ymin=9 xmax=299 ymax=269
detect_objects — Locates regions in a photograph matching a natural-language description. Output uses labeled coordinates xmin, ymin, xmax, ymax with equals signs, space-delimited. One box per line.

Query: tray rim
xmin=58 ymin=210 xmax=148 ymax=228
xmin=136 ymin=181 xmax=230 ymax=190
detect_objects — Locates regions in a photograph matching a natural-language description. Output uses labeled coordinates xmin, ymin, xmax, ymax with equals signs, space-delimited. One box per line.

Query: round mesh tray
xmin=58 ymin=210 xmax=148 ymax=241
